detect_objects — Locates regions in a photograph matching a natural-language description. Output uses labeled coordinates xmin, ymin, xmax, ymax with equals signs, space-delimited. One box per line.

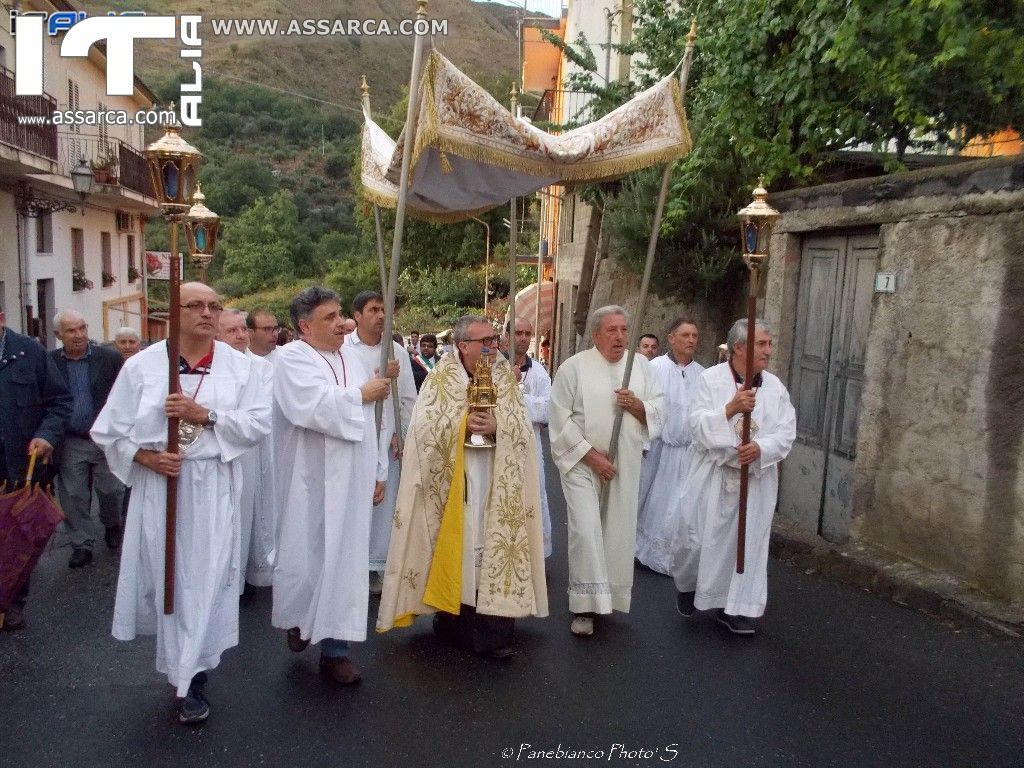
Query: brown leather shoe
xmin=318 ymin=655 xmax=362 ymax=685
xmin=1 ymin=606 xmax=25 ymax=631
xmin=286 ymin=627 xmax=309 ymax=653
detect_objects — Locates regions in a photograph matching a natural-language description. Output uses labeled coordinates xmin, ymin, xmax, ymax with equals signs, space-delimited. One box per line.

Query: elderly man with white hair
xmin=670 ymin=318 xmax=795 ymax=636
xmin=550 ymin=305 xmax=665 ymax=637
xmin=48 ymin=310 xmax=126 ymax=564
xmin=217 ymin=308 xmax=276 ymax=593
xmin=114 ymin=327 xmax=142 ymax=360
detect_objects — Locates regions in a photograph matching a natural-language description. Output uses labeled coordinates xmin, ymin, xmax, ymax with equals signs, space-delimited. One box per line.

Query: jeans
xmin=320 ymin=638 xmax=350 ymax=658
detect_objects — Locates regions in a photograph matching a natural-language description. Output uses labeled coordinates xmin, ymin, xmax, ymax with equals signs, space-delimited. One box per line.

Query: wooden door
xmin=779 ymin=232 xmax=878 ymax=540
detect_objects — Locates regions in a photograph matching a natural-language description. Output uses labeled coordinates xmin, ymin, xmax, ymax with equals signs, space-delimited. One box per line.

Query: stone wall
xmin=764 ymin=156 xmax=1024 ymax=603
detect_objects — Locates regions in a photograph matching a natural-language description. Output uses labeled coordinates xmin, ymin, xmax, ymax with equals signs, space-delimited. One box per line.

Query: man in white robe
xmin=636 ymin=318 xmax=704 ymax=574
xmin=670 ymin=319 xmax=796 ymax=636
xmin=218 ymin=309 xmax=276 ymax=592
xmin=91 ymin=282 xmax=271 ymax=724
xmin=377 ymin=316 xmax=548 ymax=659
xmin=271 ymin=287 xmax=391 ymax=685
xmin=508 ymin=317 xmax=552 ymax=558
xmin=246 ymin=308 xmax=280 ymax=364
xmin=346 ymin=290 xmax=416 ymax=595
xmin=550 ymin=306 xmax=665 ymax=637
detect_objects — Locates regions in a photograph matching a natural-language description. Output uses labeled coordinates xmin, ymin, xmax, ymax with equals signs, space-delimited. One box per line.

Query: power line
xmin=215 ymin=73 xmax=405 ymax=129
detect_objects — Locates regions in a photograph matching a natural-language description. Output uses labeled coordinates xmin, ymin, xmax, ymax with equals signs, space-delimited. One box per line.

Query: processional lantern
xmin=143 ymin=122 xmax=202 ymax=214
xmin=736 ymin=177 xmax=780 ymax=270
xmin=142 ymin=117 xmax=205 ymax=616
xmin=732 ymin=177 xmax=780 ymax=575
xmin=182 ymin=184 xmax=221 ymax=283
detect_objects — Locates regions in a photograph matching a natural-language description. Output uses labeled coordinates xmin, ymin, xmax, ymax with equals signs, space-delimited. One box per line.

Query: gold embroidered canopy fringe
xmin=360 ymin=49 xmax=692 ymax=223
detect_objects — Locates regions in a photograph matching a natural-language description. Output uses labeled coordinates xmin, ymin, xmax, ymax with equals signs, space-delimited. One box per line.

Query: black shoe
xmin=484 ymin=645 xmax=517 ymax=660
xmin=1 ymin=607 xmax=25 ymax=631
xmin=716 ymin=610 xmax=756 ymax=636
xmin=675 ymin=591 xmax=696 ymax=617
xmin=68 ymin=548 xmax=92 ymax=568
xmin=287 ymin=627 xmax=310 ymax=653
xmin=176 ymin=673 xmax=210 ymax=724
xmin=104 ymin=526 xmax=122 ymax=550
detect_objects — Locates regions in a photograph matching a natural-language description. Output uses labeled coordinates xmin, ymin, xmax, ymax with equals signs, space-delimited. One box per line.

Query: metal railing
xmin=531 ymin=89 xmax=596 ymax=131
xmin=0 ymin=66 xmax=58 ymax=160
xmin=57 ymin=133 xmax=155 ymax=199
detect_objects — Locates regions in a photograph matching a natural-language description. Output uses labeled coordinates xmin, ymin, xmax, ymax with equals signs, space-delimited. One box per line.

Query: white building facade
xmin=1 ymin=0 xmax=162 ymax=347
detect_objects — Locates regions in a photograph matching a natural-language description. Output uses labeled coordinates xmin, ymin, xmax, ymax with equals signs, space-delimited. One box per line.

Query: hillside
xmin=78 ymin=0 xmax=526 ymax=109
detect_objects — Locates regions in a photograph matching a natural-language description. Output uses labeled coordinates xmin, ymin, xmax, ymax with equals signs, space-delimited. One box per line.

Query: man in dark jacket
xmin=49 ymin=310 xmax=125 ymax=566
xmin=0 ymin=304 xmax=72 ymax=630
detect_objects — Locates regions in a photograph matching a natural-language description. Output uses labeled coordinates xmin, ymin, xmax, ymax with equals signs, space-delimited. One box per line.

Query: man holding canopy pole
xmin=348 ymin=290 xmax=416 ymax=595
xmin=550 ymin=306 xmax=664 ymax=637
xmin=271 ymin=287 xmax=392 ymax=685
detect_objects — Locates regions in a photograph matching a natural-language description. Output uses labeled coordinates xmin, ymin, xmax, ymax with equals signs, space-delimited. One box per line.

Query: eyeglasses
xmin=180 ymin=301 xmax=224 ymax=313
xmin=463 ymin=335 xmax=499 ymax=346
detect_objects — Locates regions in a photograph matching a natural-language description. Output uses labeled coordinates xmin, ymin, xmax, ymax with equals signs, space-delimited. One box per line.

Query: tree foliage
xmin=218 ymin=191 xmax=312 ymax=297
xmin=585 ymin=0 xmax=1024 ymax=295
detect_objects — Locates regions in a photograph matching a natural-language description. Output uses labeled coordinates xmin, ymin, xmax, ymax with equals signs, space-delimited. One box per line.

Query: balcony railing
xmin=57 ymin=134 xmax=156 ymax=199
xmin=531 ymin=89 xmax=596 ymax=132
xmin=0 ymin=65 xmax=58 ymax=160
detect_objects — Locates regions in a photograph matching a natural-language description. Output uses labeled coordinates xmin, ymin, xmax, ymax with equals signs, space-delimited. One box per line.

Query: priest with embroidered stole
xmin=670 ymin=319 xmax=795 ymax=637
xmin=635 ymin=318 xmax=704 ymax=575
xmin=376 ymin=315 xmax=548 ymax=659
xmin=271 ymin=287 xmax=391 ymax=685
xmin=549 ymin=306 xmax=665 ymax=638
xmin=91 ymin=282 xmax=272 ymax=725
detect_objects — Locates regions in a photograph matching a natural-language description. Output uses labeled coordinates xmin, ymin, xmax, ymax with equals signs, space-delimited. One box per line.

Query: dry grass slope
xmin=78 ymin=0 xmax=525 ymax=109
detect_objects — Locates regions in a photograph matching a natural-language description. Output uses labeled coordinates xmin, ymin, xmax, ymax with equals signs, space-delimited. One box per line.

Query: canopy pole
xmin=533 ymin=192 xmax=546 ymax=355
xmin=599 ymin=20 xmax=698 ymax=517
xmin=379 ymin=0 xmax=428 ymax=428
xmin=363 ymin=75 xmax=404 ymax=456
xmin=507 ymin=83 xmax=520 ymax=341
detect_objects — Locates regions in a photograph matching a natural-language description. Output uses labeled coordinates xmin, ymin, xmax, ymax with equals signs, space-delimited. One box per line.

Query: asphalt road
xmin=2 ymin=453 xmax=1022 ymax=768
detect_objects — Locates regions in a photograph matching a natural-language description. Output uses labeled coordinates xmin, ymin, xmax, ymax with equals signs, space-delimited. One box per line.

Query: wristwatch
xmin=205 ymin=410 xmax=219 ymax=427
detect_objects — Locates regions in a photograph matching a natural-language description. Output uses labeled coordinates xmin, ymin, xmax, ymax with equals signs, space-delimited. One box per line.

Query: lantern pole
xmin=734 ymin=177 xmax=779 ymax=573
xmin=165 ymin=216 xmax=181 ymax=613
xmin=143 ymin=120 xmax=202 ymax=615
xmin=599 ymin=20 xmax=697 ymax=520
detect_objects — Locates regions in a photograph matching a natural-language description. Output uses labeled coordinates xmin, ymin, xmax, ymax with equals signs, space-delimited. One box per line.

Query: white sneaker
xmin=570 ymin=616 xmax=594 ymax=636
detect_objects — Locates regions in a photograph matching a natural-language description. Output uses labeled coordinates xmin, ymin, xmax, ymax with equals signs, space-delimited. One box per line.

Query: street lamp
xmin=182 ymin=184 xmax=221 ymax=284
xmin=70 ymin=158 xmax=94 ymax=215
xmin=143 ymin=120 xmax=203 ymax=616
xmin=733 ymin=177 xmax=780 ymax=574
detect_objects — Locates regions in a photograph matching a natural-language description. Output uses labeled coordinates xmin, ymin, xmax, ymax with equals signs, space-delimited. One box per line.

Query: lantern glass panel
xmin=161 ymin=162 xmax=179 ymax=199
xmin=744 ymin=221 xmax=758 ymax=254
xmin=182 ymin=166 xmax=196 ymax=204
xmin=195 ymin=224 xmax=207 ymax=252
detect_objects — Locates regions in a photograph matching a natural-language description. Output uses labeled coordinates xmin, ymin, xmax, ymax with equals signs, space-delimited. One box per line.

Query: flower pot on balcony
xmin=93 ymin=169 xmax=110 ymax=184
